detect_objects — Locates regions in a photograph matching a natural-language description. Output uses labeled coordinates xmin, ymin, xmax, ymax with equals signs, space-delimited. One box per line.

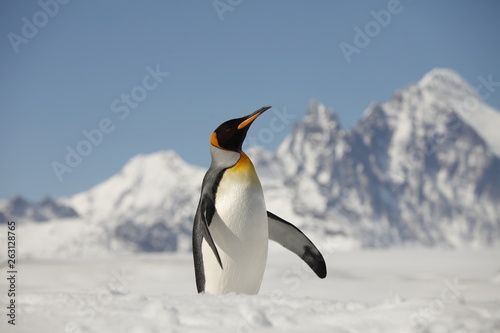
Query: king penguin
xmin=193 ymin=106 xmax=327 ymax=295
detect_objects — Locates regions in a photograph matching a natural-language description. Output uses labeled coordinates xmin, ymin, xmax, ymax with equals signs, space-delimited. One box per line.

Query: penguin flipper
xmin=267 ymin=211 xmax=327 ymax=278
xmin=200 ymin=196 xmax=223 ymax=269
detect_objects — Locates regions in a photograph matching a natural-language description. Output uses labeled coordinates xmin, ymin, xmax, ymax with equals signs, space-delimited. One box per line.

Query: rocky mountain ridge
xmin=3 ymin=68 xmax=499 ymax=257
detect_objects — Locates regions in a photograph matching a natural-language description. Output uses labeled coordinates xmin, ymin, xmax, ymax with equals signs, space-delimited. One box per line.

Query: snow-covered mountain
xmin=4 ymin=68 xmax=500 ymax=258
xmin=64 ymin=150 xmax=205 ymax=252
xmin=273 ymin=69 xmax=500 ymax=247
xmin=0 ymin=196 xmax=78 ymax=223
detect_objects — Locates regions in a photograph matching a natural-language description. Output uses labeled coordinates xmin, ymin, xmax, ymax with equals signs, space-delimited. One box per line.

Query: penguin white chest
xmin=202 ymin=155 xmax=268 ymax=294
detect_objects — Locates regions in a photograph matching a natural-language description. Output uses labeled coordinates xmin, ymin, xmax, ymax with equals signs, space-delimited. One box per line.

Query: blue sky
xmin=1 ymin=0 xmax=499 ymax=201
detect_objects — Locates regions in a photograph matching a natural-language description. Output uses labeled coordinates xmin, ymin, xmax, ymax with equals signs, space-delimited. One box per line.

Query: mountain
xmin=3 ymin=68 xmax=500 ymax=258
xmin=273 ymin=69 xmax=500 ymax=247
xmin=65 ymin=150 xmax=205 ymax=252
xmin=0 ymin=196 xmax=78 ymax=223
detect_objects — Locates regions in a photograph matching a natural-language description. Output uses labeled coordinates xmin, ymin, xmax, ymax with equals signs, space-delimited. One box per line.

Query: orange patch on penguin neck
xmin=210 ymin=132 xmax=222 ymax=149
xmin=233 ymin=151 xmax=253 ymax=170
xmin=228 ymin=152 xmax=259 ymax=183
xmin=221 ymin=151 xmax=262 ymax=188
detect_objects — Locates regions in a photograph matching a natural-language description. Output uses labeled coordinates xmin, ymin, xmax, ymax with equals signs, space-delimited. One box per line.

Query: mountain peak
xmin=305 ymin=100 xmax=342 ymax=130
xmin=67 ymin=149 xmax=205 ymax=230
xmin=126 ymin=150 xmax=182 ymax=165
xmin=416 ymin=67 xmax=475 ymax=97
xmin=121 ymin=150 xmax=191 ymax=177
xmin=420 ymin=68 xmax=462 ymax=83
xmin=386 ymin=68 xmax=500 ymax=157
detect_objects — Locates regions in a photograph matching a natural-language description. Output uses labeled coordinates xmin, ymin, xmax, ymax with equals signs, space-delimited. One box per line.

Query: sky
xmin=1 ymin=0 xmax=499 ymax=201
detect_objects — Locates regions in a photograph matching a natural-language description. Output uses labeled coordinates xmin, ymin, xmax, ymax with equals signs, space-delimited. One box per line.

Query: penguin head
xmin=211 ymin=106 xmax=271 ymax=151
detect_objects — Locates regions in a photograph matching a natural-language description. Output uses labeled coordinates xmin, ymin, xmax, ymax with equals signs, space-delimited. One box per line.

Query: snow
xmin=388 ymin=107 xmax=412 ymax=175
xmin=1 ymin=69 xmax=499 ymax=331
xmin=6 ymin=218 xmax=130 ymax=259
xmin=456 ymin=102 xmax=500 ymax=157
xmin=417 ymin=68 xmax=500 ymax=157
xmin=295 ymin=176 xmax=328 ymax=214
xmin=66 ymin=150 xmax=205 ymax=224
xmin=2 ymin=247 xmax=499 ymax=332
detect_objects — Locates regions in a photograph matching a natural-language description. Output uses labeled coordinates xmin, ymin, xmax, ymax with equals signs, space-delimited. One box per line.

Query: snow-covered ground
xmin=1 ymin=245 xmax=499 ymax=332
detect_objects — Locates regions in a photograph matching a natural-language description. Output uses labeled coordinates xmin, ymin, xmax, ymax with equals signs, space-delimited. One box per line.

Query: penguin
xmin=193 ymin=106 xmax=327 ymax=295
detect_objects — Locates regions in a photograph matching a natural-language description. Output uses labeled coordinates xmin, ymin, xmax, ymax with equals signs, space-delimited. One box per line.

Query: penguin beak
xmin=237 ymin=106 xmax=271 ymax=130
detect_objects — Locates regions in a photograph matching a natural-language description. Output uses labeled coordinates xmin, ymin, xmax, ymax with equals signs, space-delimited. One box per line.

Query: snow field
xmin=1 ymin=245 xmax=499 ymax=332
